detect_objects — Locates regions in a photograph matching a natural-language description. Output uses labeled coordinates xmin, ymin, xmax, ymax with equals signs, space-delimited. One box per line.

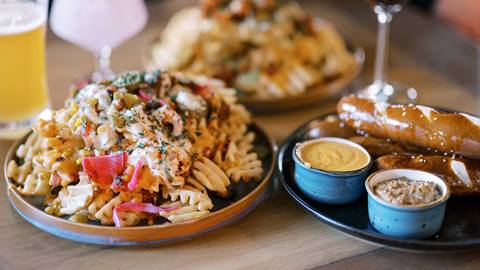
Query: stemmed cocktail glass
xmin=358 ymin=0 xmax=418 ymax=102
xmin=50 ymin=0 xmax=148 ymax=81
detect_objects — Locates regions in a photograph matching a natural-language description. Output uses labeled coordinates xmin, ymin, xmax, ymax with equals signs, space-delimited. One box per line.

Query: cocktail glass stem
xmin=373 ymin=8 xmax=393 ymax=88
xmin=359 ymin=1 xmax=417 ymax=103
xmin=92 ymin=46 xmax=115 ymax=82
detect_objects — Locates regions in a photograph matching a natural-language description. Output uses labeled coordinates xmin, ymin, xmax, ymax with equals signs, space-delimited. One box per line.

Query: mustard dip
xmin=298 ymin=140 xmax=370 ymax=172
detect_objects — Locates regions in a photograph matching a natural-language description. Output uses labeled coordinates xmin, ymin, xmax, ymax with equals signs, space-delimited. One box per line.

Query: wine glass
xmin=358 ymin=0 xmax=417 ymax=103
xmin=49 ymin=0 xmax=148 ymax=81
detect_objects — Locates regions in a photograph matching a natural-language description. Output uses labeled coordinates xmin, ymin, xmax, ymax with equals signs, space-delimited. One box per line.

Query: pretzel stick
xmin=337 ymin=95 xmax=480 ymax=159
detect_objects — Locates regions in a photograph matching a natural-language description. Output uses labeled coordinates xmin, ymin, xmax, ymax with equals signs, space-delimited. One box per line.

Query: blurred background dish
xmin=145 ymin=0 xmax=364 ymax=113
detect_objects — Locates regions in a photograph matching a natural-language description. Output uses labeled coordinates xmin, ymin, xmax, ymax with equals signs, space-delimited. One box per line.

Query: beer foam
xmin=0 ymin=3 xmax=45 ymax=35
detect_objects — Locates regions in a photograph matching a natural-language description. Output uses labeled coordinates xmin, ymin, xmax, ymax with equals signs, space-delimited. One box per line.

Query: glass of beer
xmin=0 ymin=0 xmax=50 ymax=139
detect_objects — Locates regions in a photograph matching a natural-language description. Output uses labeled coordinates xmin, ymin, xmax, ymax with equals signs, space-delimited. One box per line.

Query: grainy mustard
xmin=374 ymin=177 xmax=441 ymax=205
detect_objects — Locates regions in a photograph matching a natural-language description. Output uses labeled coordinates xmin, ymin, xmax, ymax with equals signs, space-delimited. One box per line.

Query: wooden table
xmin=1 ymin=0 xmax=479 ymax=269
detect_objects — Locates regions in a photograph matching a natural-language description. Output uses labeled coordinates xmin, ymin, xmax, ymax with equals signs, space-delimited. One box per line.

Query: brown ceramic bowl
xmin=4 ymin=124 xmax=276 ymax=246
xmin=143 ymin=17 xmax=364 ymax=114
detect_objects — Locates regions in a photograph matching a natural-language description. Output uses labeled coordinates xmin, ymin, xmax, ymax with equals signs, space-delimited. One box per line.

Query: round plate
xmin=277 ymin=112 xmax=480 ymax=252
xmin=4 ymin=124 xmax=277 ymax=246
xmin=143 ymin=18 xmax=364 ymax=114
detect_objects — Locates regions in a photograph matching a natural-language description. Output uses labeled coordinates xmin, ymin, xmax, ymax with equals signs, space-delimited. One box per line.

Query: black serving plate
xmin=277 ymin=112 xmax=480 ymax=252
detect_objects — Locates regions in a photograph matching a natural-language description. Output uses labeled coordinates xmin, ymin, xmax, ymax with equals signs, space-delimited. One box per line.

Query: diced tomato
xmin=112 ymin=201 xmax=179 ymax=227
xmin=82 ymin=152 xmax=128 ymax=186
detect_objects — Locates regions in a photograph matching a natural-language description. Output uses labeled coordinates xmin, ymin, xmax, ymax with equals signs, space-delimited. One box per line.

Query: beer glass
xmin=0 ymin=0 xmax=50 ymax=139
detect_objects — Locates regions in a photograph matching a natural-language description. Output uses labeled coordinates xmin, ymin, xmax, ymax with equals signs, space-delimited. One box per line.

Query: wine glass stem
xmin=373 ymin=10 xmax=393 ymax=85
xmin=92 ymin=46 xmax=114 ymax=81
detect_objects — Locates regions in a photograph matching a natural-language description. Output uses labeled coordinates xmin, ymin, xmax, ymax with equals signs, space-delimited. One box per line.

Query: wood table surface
xmin=1 ymin=0 xmax=479 ymax=269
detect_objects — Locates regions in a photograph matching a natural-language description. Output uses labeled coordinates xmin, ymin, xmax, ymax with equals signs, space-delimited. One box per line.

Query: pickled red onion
xmin=112 ymin=201 xmax=179 ymax=227
xmin=127 ymin=159 xmax=144 ymax=190
xmin=82 ymin=152 xmax=128 ymax=185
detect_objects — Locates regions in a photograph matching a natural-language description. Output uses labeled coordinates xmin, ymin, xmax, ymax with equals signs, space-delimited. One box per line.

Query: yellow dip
xmin=298 ymin=141 xmax=370 ymax=172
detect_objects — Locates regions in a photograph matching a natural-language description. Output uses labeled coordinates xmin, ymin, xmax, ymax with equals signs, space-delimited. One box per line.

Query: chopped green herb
xmin=143 ymin=69 xmax=162 ymax=85
xmin=174 ymin=134 xmax=186 ymax=141
xmin=159 ymin=141 xmax=168 ymax=153
xmin=123 ymin=113 xmax=138 ymax=125
xmin=81 ymin=118 xmax=87 ymax=128
xmin=16 ymin=157 xmax=25 ymax=166
xmin=98 ymin=80 xmax=112 ymax=86
xmin=112 ymin=71 xmax=141 ymax=90
xmin=113 ymin=176 xmax=123 ymax=186
xmin=164 ymin=167 xmax=173 ymax=181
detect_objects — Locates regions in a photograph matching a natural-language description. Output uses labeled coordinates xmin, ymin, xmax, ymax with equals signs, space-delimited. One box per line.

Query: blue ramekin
xmin=365 ymin=169 xmax=450 ymax=239
xmin=292 ymin=137 xmax=373 ymax=205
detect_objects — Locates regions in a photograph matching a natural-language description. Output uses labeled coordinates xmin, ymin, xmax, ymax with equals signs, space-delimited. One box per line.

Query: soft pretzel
xmin=348 ymin=136 xmax=427 ymax=158
xmin=337 ymin=95 xmax=480 ymax=159
xmin=376 ymin=154 xmax=480 ymax=196
xmin=304 ymin=115 xmax=357 ymax=140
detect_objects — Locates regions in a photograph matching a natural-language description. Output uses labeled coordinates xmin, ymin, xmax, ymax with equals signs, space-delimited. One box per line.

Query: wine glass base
xmin=357 ymin=81 xmax=418 ymax=103
xmin=91 ymin=68 xmax=115 ymax=82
